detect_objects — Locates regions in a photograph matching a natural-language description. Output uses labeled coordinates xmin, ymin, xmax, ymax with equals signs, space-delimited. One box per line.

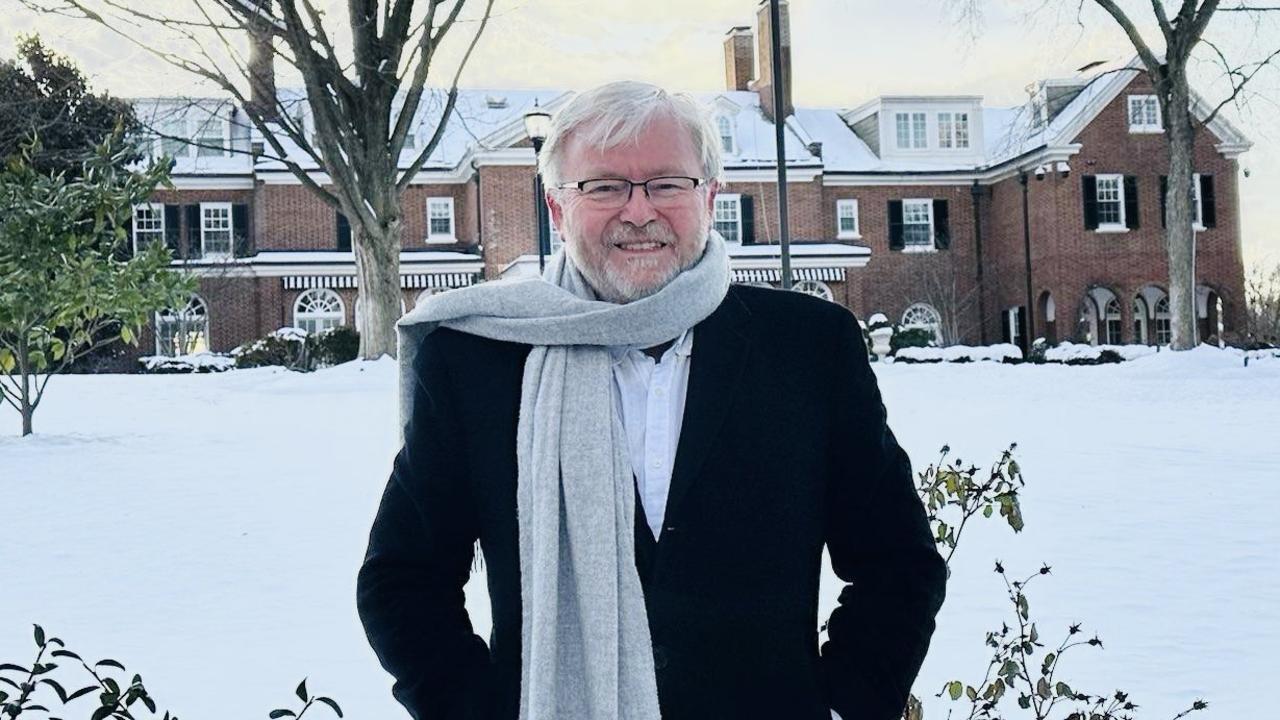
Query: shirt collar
xmin=609 ymin=327 xmax=694 ymax=365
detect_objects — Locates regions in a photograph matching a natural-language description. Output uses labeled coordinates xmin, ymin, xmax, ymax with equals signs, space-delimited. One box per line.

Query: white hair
xmin=538 ymin=81 xmax=724 ymax=189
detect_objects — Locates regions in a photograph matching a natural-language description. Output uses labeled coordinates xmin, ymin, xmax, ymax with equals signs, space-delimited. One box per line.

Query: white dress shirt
xmin=609 ymin=328 xmax=843 ymax=720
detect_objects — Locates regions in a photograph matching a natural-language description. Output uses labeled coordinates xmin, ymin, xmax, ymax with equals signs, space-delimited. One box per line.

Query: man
xmin=357 ymin=81 xmax=946 ymax=720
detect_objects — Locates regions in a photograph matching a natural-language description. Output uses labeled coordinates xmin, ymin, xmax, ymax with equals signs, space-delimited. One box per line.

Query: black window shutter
xmin=1082 ymin=175 xmax=1098 ymax=230
xmin=1159 ymin=176 xmax=1168 ymax=229
xmin=888 ymin=200 xmax=905 ymax=251
xmin=337 ymin=211 xmax=352 ymax=251
xmin=232 ymin=203 xmax=249 ymax=257
xmin=1123 ymin=175 xmax=1140 ymax=230
xmin=933 ymin=199 xmax=950 ymax=250
xmin=184 ymin=204 xmax=201 ymax=259
xmin=164 ymin=204 xmax=181 ymax=254
xmin=740 ymin=195 xmax=755 ymax=244
xmin=1201 ymin=175 xmax=1216 ymax=228
xmin=1016 ymin=306 xmax=1028 ymax=351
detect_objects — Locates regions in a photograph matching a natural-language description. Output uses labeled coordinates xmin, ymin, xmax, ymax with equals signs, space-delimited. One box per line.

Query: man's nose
xmin=617 ymin=184 xmax=659 ymax=225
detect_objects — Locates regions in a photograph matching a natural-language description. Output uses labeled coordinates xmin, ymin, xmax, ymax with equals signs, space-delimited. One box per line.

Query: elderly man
xmin=357 ymin=81 xmax=946 ymax=720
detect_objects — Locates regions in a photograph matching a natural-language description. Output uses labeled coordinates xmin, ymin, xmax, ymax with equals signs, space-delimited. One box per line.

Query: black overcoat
xmin=357 ymin=284 xmax=947 ymax=720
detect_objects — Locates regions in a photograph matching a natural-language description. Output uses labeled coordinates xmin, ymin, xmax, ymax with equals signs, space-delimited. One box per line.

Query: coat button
xmin=652 ymin=645 xmax=669 ymax=670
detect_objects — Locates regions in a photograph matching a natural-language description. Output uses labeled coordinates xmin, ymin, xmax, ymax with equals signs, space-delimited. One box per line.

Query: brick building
xmin=127 ymin=2 xmax=1250 ymax=361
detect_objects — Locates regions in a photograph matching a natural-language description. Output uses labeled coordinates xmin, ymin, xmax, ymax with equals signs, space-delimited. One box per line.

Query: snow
xmin=137 ymin=352 xmax=236 ymax=373
xmin=1044 ymin=341 xmax=1160 ymax=363
xmin=896 ymin=344 xmax=1023 ymax=363
xmin=2 ymin=351 xmax=1278 ymax=719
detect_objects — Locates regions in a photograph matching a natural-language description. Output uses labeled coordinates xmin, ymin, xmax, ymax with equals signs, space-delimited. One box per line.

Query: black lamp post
xmin=523 ymin=101 xmax=552 ymax=273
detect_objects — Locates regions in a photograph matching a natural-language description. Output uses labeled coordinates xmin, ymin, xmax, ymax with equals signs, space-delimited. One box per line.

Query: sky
xmin=4 ymin=0 xmax=1278 ymax=270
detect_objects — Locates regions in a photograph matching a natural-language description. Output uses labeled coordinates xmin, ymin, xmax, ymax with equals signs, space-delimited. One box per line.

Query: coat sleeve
xmin=356 ymin=331 xmax=491 ymax=719
xmin=820 ymin=309 xmax=947 ymax=720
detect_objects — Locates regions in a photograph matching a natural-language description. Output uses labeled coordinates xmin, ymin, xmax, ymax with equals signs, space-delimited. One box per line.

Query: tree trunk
xmin=1164 ymin=71 xmax=1199 ymax=351
xmin=353 ymin=220 xmax=403 ymax=359
xmin=17 ymin=336 xmax=33 ymax=436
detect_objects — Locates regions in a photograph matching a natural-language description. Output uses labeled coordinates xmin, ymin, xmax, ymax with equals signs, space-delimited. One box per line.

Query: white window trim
xmin=839 ymin=197 xmax=860 ymax=239
xmin=716 ymin=115 xmax=736 ymax=156
xmin=132 ymin=202 xmax=165 ymax=254
xmin=1127 ymin=95 xmax=1163 ymax=134
xmin=714 ymin=193 xmax=743 ymax=244
xmin=936 ymin=112 xmax=970 ymax=150
xmin=548 ymin=213 xmax=563 ymax=255
xmin=901 ymin=198 xmax=936 ymax=253
xmin=426 ymin=197 xmax=456 ymax=243
xmin=793 ymin=280 xmax=834 ymax=302
xmin=195 ymin=111 xmax=233 ymax=158
xmin=154 ymin=294 xmax=209 ymax=356
xmin=200 ymin=202 xmax=234 ymax=259
xmin=1191 ymin=173 xmax=1206 ymax=231
xmin=894 ymin=111 xmax=929 ymax=151
xmin=1094 ymin=174 xmax=1127 ymax=233
xmin=293 ymin=288 xmax=346 ymax=334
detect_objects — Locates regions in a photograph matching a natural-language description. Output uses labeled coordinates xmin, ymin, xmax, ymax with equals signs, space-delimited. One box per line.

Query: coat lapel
xmin=660 ymin=290 xmax=752 ymax=536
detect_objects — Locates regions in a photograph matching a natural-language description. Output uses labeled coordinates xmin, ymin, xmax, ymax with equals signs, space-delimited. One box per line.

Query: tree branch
xmin=1093 ymin=0 xmax=1165 ymax=75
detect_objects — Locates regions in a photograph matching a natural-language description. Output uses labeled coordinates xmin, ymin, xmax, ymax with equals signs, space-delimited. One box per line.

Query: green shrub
xmin=891 ymin=326 xmax=935 ymax=354
xmin=232 ymin=328 xmax=312 ymax=371
xmin=314 ymin=325 xmax=360 ymax=366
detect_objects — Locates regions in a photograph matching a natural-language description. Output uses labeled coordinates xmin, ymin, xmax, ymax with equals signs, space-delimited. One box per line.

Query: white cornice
xmin=724 ymin=167 xmax=823 ymax=182
xmin=168 ymin=175 xmax=256 ymax=190
xmin=822 ymin=144 xmax=1082 ymax=186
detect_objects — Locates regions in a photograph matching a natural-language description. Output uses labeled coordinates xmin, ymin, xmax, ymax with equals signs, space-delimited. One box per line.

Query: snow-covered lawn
xmin=2 ymin=348 xmax=1277 ymax=719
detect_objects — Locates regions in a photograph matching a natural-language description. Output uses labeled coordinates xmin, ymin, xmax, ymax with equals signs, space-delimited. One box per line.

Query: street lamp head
xmin=523 ymin=100 xmax=552 ymax=153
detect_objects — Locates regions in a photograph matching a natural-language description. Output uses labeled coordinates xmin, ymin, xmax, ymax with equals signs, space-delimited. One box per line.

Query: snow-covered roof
xmin=134 ymin=55 xmax=1251 ymax=181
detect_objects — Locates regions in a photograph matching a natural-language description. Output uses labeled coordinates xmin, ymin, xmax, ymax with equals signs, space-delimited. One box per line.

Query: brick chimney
xmin=751 ymin=0 xmax=792 ymax=122
xmin=246 ymin=1 xmax=278 ymax=122
xmin=723 ymin=26 xmax=754 ymax=92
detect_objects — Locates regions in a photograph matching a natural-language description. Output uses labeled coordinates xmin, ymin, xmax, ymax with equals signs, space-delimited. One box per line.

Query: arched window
xmin=1133 ymin=296 xmax=1150 ymax=345
xmin=901 ymin=303 xmax=943 ymax=345
xmin=1154 ymin=296 xmax=1172 ymax=345
xmin=294 ymin=288 xmax=345 ymax=334
xmin=792 ymin=280 xmax=833 ymax=302
xmin=716 ymin=115 xmax=735 ymax=155
xmin=155 ymin=294 xmax=209 ymax=356
xmin=415 ymin=287 xmax=446 ymax=307
xmin=1103 ymin=297 xmax=1123 ymax=345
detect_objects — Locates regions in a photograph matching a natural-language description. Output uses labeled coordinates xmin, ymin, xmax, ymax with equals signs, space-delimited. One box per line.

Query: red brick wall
xmin=479 ymin=165 xmax=539 ymax=278
xmin=984 ymin=73 xmax=1246 ymax=343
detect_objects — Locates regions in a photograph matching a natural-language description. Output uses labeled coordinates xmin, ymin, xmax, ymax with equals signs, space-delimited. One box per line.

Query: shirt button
xmin=654 ymin=387 xmax=665 ymax=397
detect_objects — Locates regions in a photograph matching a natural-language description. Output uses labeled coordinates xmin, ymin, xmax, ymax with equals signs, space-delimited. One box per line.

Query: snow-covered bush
xmin=891 ymin=326 xmax=936 ymax=354
xmin=233 ymin=327 xmax=312 ymax=370
xmin=138 ymin=353 xmax=235 ymax=374
xmin=895 ymin=344 xmax=1023 ymax=364
xmin=1043 ymin=342 xmax=1157 ymax=365
xmin=313 ymin=325 xmax=360 ymax=367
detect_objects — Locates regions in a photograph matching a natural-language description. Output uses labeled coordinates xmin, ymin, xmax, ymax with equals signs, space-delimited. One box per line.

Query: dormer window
xmin=895 ymin=112 xmax=927 ymax=149
xmin=716 ymin=115 xmax=736 ymax=155
xmin=195 ymin=113 xmax=230 ymax=157
xmin=1128 ymin=95 xmax=1162 ymax=133
xmin=937 ymin=112 xmax=970 ymax=149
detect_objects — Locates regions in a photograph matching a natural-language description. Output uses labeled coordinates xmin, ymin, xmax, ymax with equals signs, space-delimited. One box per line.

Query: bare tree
xmin=22 ymin=0 xmax=496 ymax=358
xmin=1244 ymin=260 xmax=1280 ymax=344
xmin=952 ymin=0 xmax=1279 ymax=351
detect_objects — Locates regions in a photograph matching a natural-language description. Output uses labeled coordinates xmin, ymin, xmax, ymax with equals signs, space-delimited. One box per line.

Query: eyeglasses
xmin=554 ymin=176 xmax=705 ymax=209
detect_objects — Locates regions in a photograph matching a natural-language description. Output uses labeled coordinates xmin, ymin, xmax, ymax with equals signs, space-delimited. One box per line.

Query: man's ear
xmin=546 ymin=189 xmax=565 ymax=230
xmin=705 ymin=179 xmax=720 ymax=215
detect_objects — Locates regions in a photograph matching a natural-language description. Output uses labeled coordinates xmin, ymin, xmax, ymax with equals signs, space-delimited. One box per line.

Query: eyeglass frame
xmin=552 ymin=176 xmax=709 ymax=207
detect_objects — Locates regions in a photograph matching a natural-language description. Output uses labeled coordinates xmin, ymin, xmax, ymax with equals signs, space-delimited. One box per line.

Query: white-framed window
xmin=1127 ymin=95 xmax=1162 ymax=133
xmin=901 ymin=303 xmax=943 ymax=344
xmin=132 ymin=203 xmax=165 ymax=252
xmin=1103 ymin=297 xmax=1123 ymax=345
xmin=937 ymin=112 xmax=970 ymax=149
xmin=195 ymin=111 xmax=230 ymax=157
xmin=902 ymin=199 xmax=935 ymax=251
xmin=836 ymin=199 xmax=860 ymax=239
xmin=1095 ymin=174 xmax=1125 ymax=230
xmin=426 ymin=197 xmax=455 ymax=242
xmin=1191 ymin=173 xmax=1204 ymax=228
xmin=158 ymin=115 xmax=189 ymax=158
xmin=793 ymin=280 xmax=833 ymax=302
xmin=293 ymin=288 xmax=345 ymax=335
xmin=1154 ymin=296 xmax=1172 ymax=345
xmin=1133 ymin=296 xmax=1150 ymax=344
xmin=895 ymin=112 xmax=928 ymax=149
xmin=155 ymin=294 xmax=209 ymax=356
xmin=716 ymin=115 xmax=736 ymax=155
xmin=714 ymin=194 xmax=742 ymax=244
xmin=201 ymin=202 xmax=233 ymax=258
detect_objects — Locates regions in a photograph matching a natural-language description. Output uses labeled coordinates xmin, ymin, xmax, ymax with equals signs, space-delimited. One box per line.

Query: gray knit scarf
xmin=395 ymin=232 xmax=730 ymax=719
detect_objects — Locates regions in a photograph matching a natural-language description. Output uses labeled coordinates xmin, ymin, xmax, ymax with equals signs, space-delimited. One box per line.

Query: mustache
xmin=605 ymin=223 xmax=677 ymax=245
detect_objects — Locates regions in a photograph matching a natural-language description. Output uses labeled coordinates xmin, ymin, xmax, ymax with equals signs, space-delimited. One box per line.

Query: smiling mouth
xmin=613 ymin=241 xmax=668 ymax=251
